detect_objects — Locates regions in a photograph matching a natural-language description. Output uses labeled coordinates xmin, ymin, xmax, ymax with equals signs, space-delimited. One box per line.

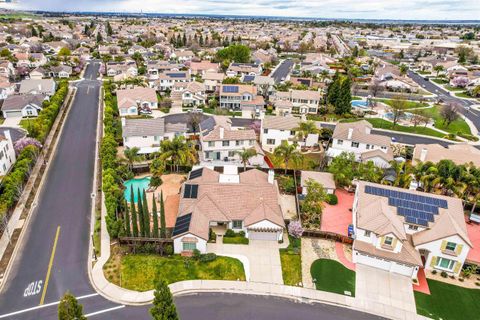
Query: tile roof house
xmin=1 ymin=94 xmax=45 ymax=118
xmin=272 ymin=89 xmax=321 ymax=114
xmin=18 ymin=79 xmax=56 ymax=96
xmin=353 ymin=181 xmax=472 ymax=279
xmin=0 ymin=130 xmax=16 ymax=177
xmin=171 ymin=81 xmax=207 ymax=106
xmin=327 ymin=120 xmax=393 ymax=168
xmin=412 ymin=143 xmax=480 ymax=167
xmin=219 ymin=84 xmax=258 ymax=110
xmin=189 ymin=60 xmax=220 ymax=75
xmin=300 ymin=171 xmax=336 ymax=195
xmin=172 ymin=167 xmax=285 ymax=254
xmin=116 ymin=86 xmax=158 ymax=117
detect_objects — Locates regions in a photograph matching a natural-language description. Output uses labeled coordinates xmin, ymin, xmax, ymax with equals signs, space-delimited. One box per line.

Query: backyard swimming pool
xmin=351 ymin=100 xmax=369 ymax=109
xmin=124 ymin=176 xmax=151 ymax=203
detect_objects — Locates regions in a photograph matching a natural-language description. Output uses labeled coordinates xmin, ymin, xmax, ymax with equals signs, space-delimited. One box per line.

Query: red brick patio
xmin=465 ymin=216 xmax=480 ymax=265
xmin=321 ymin=189 xmax=354 ymax=237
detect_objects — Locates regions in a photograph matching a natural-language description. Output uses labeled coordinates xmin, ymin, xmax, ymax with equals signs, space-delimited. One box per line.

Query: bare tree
xmin=369 ymin=79 xmax=383 ymax=98
xmin=440 ymin=103 xmax=460 ymax=127
xmin=390 ymin=98 xmax=407 ymax=127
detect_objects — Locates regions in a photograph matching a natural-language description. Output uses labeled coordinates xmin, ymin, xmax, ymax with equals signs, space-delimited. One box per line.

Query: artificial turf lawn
xmin=310 ymin=258 xmax=355 ymax=296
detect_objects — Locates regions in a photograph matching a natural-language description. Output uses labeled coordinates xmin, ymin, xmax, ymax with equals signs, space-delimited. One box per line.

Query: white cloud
xmin=5 ymin=0 xmax=480 ymax=20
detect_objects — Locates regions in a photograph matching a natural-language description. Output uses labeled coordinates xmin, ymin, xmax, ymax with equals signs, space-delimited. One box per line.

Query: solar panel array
xmin=243 ymin=75 xmax=255 ymax=82
xmin=222 ymin=85 xmax=239 ymax=93
xmin=168 ymin=72 xmax=186 ymax=78
xmin=364 ymin=185 xmax=448 ymax=227
xmin=184 ymin=184 xmax=199 ymax=199
xmin=172 ymin=213 xmax=192 ymax=236
xmin=189 ymin=168 xmax=203 ymax=180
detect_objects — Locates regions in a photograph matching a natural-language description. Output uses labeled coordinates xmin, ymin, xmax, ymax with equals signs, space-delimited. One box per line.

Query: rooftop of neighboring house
xmin=199 ymin=116 xmax=256 ymax=142
xmin=121 ymin=117 xmax=187 ymax=137
xmin=18 ymin=79 xmax=56 ymax=94
xmin=332 ymin=120 xmax=390 ymax=147
xmin=262 ymin=115 xmax=302 ymax=130
xmin=1 ymin=94 xmax=45 ymax=111
xmin=412 ymin=143 xmax=480 ymax=167
xmin=190 ymin=60 xmax=219 ymax=72
xmin=219 ymin=84 xmax=257 ymax=96
xmin=116 ymin=86 xmax=157 ymax=109
xmin=300 ymin=171 xmax=336 ymax=190
xmin=203 ymin=72 xmax=225 ymax=81
xmin=157 ymin=72 xmax=190 ymax=80
xmin=173 ymin=167 xmax=284 ymax=240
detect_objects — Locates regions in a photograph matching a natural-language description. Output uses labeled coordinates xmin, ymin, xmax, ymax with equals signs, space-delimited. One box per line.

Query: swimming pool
xmin=351 ymin=100 xmax=368 ymax=109
xmin=384 ymin=112 xmax=413 ymax=120
xmin=124 ymin=176 xmax=151 ymax=203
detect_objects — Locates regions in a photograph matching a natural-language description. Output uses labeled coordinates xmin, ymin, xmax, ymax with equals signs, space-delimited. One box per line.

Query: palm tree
xmin=123 ymin=147 xmax=142 ymax=171
xmin=433 ymin=65 xmax=445 ymax=78
xmin=235 ymin=148 xmax=257 ymax=171
xmin=294 ymin=121 xmax=319 ymax=144
xmin=273 ymin=141 xmax=303 ymax=174
xmin=399 ymin=64 xmax=408 ymax=77
xmin=160 ymin=136 xmax=196 ymax=172
xmin=385 ymin=160 xmax=413 ymax=188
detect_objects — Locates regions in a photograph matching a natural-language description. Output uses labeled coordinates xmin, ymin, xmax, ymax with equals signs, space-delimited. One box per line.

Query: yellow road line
xmin=39 ymin=226 xmax=61 ymax=305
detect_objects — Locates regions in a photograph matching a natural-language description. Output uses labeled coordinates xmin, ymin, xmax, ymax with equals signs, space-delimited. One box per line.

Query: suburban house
xmin=172 ymin=166 xmax=285 ymax=254
xmin=374 ymin=61 xmax=419 ymax=93
xmin=1 ymin=94 xmax=45 ymax=118
xmin=121 ymin=117 xmax=187 ymax=154
xmin=203 ymin=72 xmax=224 ymax=92
xmin=189 ymin=60 xmax=220 ymax=76
xmin=327 ymin=120 xmax=393 ymax=168
xmin=0 ymin=130 xmax=16 ymax=176
xmin=146 ymin=61 xmax=183 ymax=79
xmin=198 ymin=116 xmax=265 ymax=166
xmin=116 ymin=86 xmax=158 ymax=117
xmin=412 ymin=143 xmax=480 ymax=167
xmin=153 ymin=72 xmax=191 ymax=92
xmin=0 ymin=77 xmax=15 ymax=100
xmin=0 ymin=60 xmax=15 ymax=79
xmin=272 ymin=89 xmax=321 ymax=114
xmin=105 ymin=62 xmax=138 ymax=78
xmin=300 ymin=171 xmax=336 ymax=195
xmin=171 ymin=50 xmax=195 ymax=63
xmin=352 ymin=181 xmax=472 ymax=279
xmin=171 ymin=81 xmax=207 ymax=106
xmin=219 ymin=84 xmax=258 ymax=110
xmin=226 ymin=63 xmax=262 ymax=77
xmin=19 ymin=79 xmax=56 ymax=96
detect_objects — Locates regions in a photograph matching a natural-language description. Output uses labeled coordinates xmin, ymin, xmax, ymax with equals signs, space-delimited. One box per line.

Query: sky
xmin=2 ymin=0 xmax=480 ymax=21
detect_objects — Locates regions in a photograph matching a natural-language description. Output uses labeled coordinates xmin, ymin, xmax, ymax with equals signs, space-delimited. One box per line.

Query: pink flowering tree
xmin=452 ymin=76 xmax=469 ymax=88
xmin=14 ymin=137 xmax=42 ymax=155
xmin=288 ymin=220 xmax=304 ymax=238
xmin=249 ymin=120 xmax=261 ymax=135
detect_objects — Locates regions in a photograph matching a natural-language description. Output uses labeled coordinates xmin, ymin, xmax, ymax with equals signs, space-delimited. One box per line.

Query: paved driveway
xmin=207 ymin=240 xmax=283 ymax=284
xmin=355 ymin=264 xmax=416 ymax=314
xmin=1 ymin=116 xmax=22 ymax=128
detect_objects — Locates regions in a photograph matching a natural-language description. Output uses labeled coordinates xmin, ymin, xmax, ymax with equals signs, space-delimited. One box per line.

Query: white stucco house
xmin=1 ymin=94 xmax=45 ymax=118
xmin=352 ymin=181 xmax=472 ymax=279
xmin=116 ymin=86 xmax=158 ymax=117
xmin=0 ymin=130 xmax=16 ymax=176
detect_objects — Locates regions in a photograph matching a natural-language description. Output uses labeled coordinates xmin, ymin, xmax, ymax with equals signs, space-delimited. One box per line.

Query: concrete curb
xmin=0 ymin=86 xmax=77 ymax=293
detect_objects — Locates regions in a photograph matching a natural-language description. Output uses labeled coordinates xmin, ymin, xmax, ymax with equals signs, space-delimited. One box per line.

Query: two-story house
xmin=327 ymin=120 xmax=393 ymax=168
xmin=352 ymin=181 xmax=472 ymax=279
xmin=272 ymin=89 xmax=321 ymax=114
xmin=0 ymin=130 xmax=16 ymax=177
xmin=198 ymin=116 xmax=264 ymax=166
xmin=171 ymin=81 xmax=207 ymax=106
xmin=172 ymin=166 xmax=285 ymax=254
xmin=116 ymin=86 xmax=158 ymax=117
xmin=226 ymin=63 xmax=262 ymax=78
xmin=153 ymin=72 xmax=191 ymax=92
xmin=219 ymin=84 xmax=258 ymax=110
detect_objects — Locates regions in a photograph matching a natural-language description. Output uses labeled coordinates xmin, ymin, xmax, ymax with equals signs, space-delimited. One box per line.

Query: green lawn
xmin=0 ymin=118 xmax=4 ymax=125
xmin=422 ymin=105 xmax=472 ymax=136
xmin=374 ymin=98 xmax=428 ymax=109
xmin=455 ymin=91 xmax=474 ymax=99
xmin=104 ymin=254 xmax=245 ymax=291
xmin=431 ymin=78 xmax=448 ymax=85
xmin=19 ymin=118 xmax=37 ymax=134
xmin=279 ymin=236 xmax=302 ymax=286
xmin=444 ymin=85 xmax=464 ymax=92
xmin=310 ymin=259 xmax=355 ymax=296
xmin=415 ymin=279 xmax=480 ymax=320
xmin=223 ymin=234 xmax=249 ymax=244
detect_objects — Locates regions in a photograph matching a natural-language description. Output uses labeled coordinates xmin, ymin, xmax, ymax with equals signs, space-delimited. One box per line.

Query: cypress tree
xmin=160 ymin=191 xmax=166 ymax=238
xmin=152 ymin=194 xmax=159 ymax=238
xmin=326 ymin=73 xmax=341 ymax=107
xmin=124 ymin=199 xmax=131 ymax=237
xmin=137 ymin=188 xmax=145 ymax=237
xmin=130 ymin=186 xmax=138 ymax=237
xmin=149 ymin=280 xmax=179 ymax=320
xmin=182 ymin=33 xmax=187 ymax=47
xmin=336 ymin=77 xmax=352 ymax=115
xmin=143 ymin=190 xmax=150 ymax=238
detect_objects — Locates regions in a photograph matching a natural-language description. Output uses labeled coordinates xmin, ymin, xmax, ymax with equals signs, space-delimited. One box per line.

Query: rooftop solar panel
xmin=189 ymin=168 xmax=203 ymax=180
xmin=172 ymin=213 xmax=192 ymax=236
xmin=183 ymin=184 xmax=199 ymax=199
xmin=222 ymin=85 xmax=239 ymax=93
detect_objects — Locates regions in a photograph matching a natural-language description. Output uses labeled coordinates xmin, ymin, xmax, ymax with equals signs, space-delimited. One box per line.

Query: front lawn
xmin=279 ymin=236 xmax=302 ymax=286
xmin=374 ymin=98 xmax=428 ymax=109
xmin=223 ymin=235 xmax=249 ymax=244
xmin=310 ymin=259 xmax=355 ymax=296
xmin=104 ymin=253 xmax=245 ymax=291
xmin=431 ymin=78 xmax=448 ymax=85
xmin=415 ymin=279 xmax=480 ymax=320
xmin=422 ymin=105 xmax=472 ymax=136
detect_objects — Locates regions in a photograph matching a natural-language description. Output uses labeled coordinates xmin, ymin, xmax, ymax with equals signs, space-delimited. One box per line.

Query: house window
xmin=232 ymin=220 xmax=243 ymax=229
xmin=351 ymin=142 xmax=359 ymax=148
xmin=142 ymin=136 xmax=148 ymax=139
xmin=249 ymin=140 xmax=254 ymax=146
xmin=364 ymin=231 xmax=371 ymax=237
xmin=384 ymin=236 xmax=393 ymax=246
xmin=222 ymin=141 xmax=230 ymax=147
xmin=267 ymin=139 xmax=275 ymax=145
xmin=154 ymin=136 xmax=160 ymax=142
xmin=436 ymin=257 xmax=455 ymax=270
xmin=290 ymin=130 xmax=295 ymax=136
xmin=263 ymin=129 xmax=268 ymax=134
xmin=381 ymin=146 xmax=387 ymax=150
xmin=236 ymin=140 xmax=241 ymax=146
xmin=408 ymin=225 xmax=418 ymax=231
xmin=208 ymin=141 xmax=214 ymax=147
xmin=228 ymin=151 xmax=235 ymax=157
xmin=182 ymin=242 xmax=196 ymax=251
xmin=366 ymin=144 xmax=370 ymax=149
xmin=445 ymin=242 xmax=457 ymax=252
xmin=337 ymin=139 xmax=343 ymax=145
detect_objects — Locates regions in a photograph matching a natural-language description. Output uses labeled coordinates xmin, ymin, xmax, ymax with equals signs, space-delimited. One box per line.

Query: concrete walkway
xmin=0 ymin=117 xmax=21 ymax=128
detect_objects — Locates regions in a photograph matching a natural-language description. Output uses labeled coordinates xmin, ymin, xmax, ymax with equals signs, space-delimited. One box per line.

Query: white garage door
xmin=249 ymin=231 xmax=277 ymax=241
xmin=356 ymin=253 xmax=391 ymax=271
xmin=5 ymin=111 xmax=22 ymax=118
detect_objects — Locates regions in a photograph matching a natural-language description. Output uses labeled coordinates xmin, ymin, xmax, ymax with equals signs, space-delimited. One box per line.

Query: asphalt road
xmin=271 ymin=59 xmax=294 ymax=83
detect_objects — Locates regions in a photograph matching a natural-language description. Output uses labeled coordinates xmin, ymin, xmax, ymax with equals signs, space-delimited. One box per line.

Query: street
xmin=271 ymin=59 xmax=294 ymax=83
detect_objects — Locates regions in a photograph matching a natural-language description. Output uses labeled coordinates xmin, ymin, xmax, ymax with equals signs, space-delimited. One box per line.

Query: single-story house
xmin=1 ymin=94 xmax=45 ymax=118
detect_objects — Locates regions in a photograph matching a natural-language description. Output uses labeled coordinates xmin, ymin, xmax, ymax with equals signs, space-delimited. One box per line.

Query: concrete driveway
xmin=355 ymin=264 xmax=416 ymax=314
xmin=207 ymin=240 xmax=283 ymax=284
xmin=0 ymin=116 xmax=22 ymax=128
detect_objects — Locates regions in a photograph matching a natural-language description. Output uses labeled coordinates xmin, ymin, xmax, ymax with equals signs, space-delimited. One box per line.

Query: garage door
xmin=5 ymin=111 xmax=22 ymax=118
xmin=356 ymin=253 xmax=391 ymax=271
xmin=249 ymin=231 xmax=277 ymax=241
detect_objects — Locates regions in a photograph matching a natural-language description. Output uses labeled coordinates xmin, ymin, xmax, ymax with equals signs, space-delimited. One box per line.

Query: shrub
xmin=441 ymin=271 xmax=448 ymax=278
xmin=199 ymin=253 xmax=217 ymax=263
xmin=326 ymin=193 xmax=338 ymax=205
xmin=459 ymin=278 xmax=464 ymax=282
xmin=238 ymin=231 xmax=245 ymax=237
xmin=475 ymin=282 xmax=480 ymax=286
xmin=192 ymin=249 xmax=201 ymax=260
xmin=412 ymin=279 xmax=418 ymax=283
xmin=288 ymin=220 xmax=304 ymax=238
xmin=432 ymin=270 xmax=437 ymax=275
xmin=164 ymin=244 xmax=173 ymax=256
xmin=149 ymin=176 xmax=162 ymax=188
xmin=225 ymin=229 xmax=236 ymax=237
xmin=209 ymin=228 xmax=216 ymax=242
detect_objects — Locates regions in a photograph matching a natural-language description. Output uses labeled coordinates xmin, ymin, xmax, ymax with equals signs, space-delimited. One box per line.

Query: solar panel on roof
xmin=183 ymin=184 xmax=199 ymax=199
xmin=405 ymin=216 xmax=416 ymax=224
xmin=418 ymin=219 xmax=429 ymax=227
xmin=189 ymin=168 xmax=203 ymax=180
xmin=243 ymin=75 xmax=255 ymax=82
xmin=172 ymin=213 xmax=192 ymax=236
xmin=168 ymin=73 xmax=186 ymax=78
xmin=222 ymin=85 xmax=239 ymax=93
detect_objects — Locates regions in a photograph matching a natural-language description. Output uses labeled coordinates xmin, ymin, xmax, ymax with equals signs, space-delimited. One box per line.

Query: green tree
xmin=124 ymin=147 xmax=142 ymax=171
xmin=152 ymin=194 xmax=159 ymax=238
xmin=150 ymin=280 xmax=179 ymax=320
xmin=130 ymin=186 xmax=139 ymax=237
xmin=326 ymin=73 xmax=341 ymax=106
xmin=58 ymin=292 xmax=86 ymax=320
xmin=31 ymin=26 xmax=38 ymax=37
xmin=235 ymin=148 xmax=257 ymax=171
xmin=433 ymin=65 xmax=444 ymax=77
xmin=160 ymin=136 xmax=196 ymax=172
xmin=106 ymin=21 xmax=113 ymax=36
xmin=137 ymin=188 xmax=145 ymax=237
xmin=301 ymin=179 xmax=327 ymax=229
xmin=273 ymin=141 xmax=303 ymax=174
xmin=96 ymin=32 xmax=103 ymax=43
xmin=160 ymin=191 xmax=166 ymax=238
xmin=124 ymin=199 xmax=131 ymax=237
xmin=150 ymin=157 xmax=165 ymax=187
xmin=336 ymin=76 xmax=352 ymax=115
xmin=399 ymin=64 xmax=408 ymax=76
xmin=58 ymin=47 xmax=71 ymax=57
xmin=390 ymin=98 xmax=407 ymax=126
xmin=294 ymin=120 xmax=319 ymax=143
xmin=328 ymin=152 xmax=356 ymax=187
xmin=216 ymin=44 xmax=251 ymax=63
xmin=142 ymin=190 xmax=150 ymax=238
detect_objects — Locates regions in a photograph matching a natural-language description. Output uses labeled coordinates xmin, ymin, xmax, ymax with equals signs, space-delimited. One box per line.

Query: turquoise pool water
xmin=351 ymin=100 xmax=368 ymax=109
xmin=124 ymin=177 xmax=151 ymax=203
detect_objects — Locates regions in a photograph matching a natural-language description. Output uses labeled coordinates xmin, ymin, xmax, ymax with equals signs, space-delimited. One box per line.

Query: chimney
xmin=347 ymin=128 xmax=353 ymax=140
xmin=420 ymin=148 xmax=428 ymax=162
xmin=3 ymin=130 xmax=11 ymax=142
xmin=219 ymin=127 xmax=224 ymax=139
xmin=268 ymin=169 xmax=274 ymax=184
xmin=121 ymin=117 xmax=126 ymax=127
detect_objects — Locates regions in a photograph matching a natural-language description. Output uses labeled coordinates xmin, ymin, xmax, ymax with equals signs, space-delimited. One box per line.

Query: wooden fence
xmin=302 ymin=230 xmax=354 ymax=244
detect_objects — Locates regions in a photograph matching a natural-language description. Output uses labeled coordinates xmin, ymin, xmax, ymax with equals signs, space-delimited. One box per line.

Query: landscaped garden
xmin=310 ymin=258 xmax=355 ymax=296
xmin=104 ymin=249 xmax=246 ymax=291
xmin=342 ymin=118 xmax=446 ymax=138
xmin=279 ymin=235 xmax=302 ymax=286
xmin=415 ymin=279 xmax=480 ymax=320
xmin=223 ymin=229 xmax=249 ymax=244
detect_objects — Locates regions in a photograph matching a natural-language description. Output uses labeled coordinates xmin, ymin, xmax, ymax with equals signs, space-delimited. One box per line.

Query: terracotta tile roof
xmin=262 ymin=115 xmax=300 ymax=130
xmin=354 ymin=235 xmax=422 ymax=266
xmin=360 ymin=148 xmax=394 ymax=162
xmin=301 ymin=171 xmax=336 ymax=190
xmin=412 ymin=143 xmax=480 ymax=167
xmin=116 ymin=86 xmax=157 ymax=110
xmin=333 ymin=120 xmax=390 ymax=146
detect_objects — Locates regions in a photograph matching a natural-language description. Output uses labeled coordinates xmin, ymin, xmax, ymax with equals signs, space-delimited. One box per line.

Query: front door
xmin=215 ymin=152 xmax=221 ymax=160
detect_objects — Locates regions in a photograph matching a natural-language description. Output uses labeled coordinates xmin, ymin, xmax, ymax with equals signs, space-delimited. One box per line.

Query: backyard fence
xmin=302 ymin=230 xmax=354 ymax=244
